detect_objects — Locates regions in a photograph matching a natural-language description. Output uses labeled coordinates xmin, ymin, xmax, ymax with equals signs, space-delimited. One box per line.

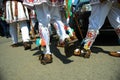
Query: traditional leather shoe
xmin=70 ymin=32 xmax=78 ymax=40
xmin=58 ymin=38 xmax=72 ymax=47
xmin=109 ymin=51 xmax=120 ymax=57
xmin=74 ymin=48 xmax=81 ymax=56
xmin=74 ymin=48 xmax=91 ymax=58
xmin=39 ymin=54 xmax=53 ymax=65
xmin=23 ymin=42 xmax=31 ymax=50
xmin=11 ymin=43 xmax=19 ymax=47
xmin=83 ymin=49 xmax=91 ymax=58
xmin=64 ymin=38 xmax=72 ymax=43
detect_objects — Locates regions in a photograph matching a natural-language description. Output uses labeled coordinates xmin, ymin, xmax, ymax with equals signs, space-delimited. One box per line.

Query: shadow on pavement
xmin=32 ymin=41 xmax=73 ymax=64
xmin=32 ymin=31 xmax=119 ymax=63
xmin=50 ymin=44 xmax=74 ymax=64
xmin=91 ymin=46 xmax=110 ymax=54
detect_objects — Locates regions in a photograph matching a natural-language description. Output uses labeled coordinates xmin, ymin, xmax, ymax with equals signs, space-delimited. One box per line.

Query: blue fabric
xmin=36 ymin=38 xmax=40 ymax=46
xmin=72 ymin=0 xmax=79 ymax=5
xmin=80 ymin=0 xmax=90 ymax=2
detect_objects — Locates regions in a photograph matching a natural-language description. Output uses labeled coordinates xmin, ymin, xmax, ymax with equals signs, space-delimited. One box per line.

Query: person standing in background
xmin=4 ymin=0 xmax=31 ymax=50
xmin=0 ymin=8 xmax=10 ymax=38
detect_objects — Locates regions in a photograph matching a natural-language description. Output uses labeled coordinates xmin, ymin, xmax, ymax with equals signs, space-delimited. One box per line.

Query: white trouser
xmin=9 ymin=21 xmax=30 ymax=44
xmin=35 ymin=3 xmax=69 ymax=54
xmin=83 ymin=2 xmax=120 ymax=49
xmin=89 ymin=2 xmax=120 ymax=30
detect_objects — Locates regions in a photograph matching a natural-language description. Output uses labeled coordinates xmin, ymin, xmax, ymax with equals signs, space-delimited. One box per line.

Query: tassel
xmin=41 ymin=38 xmax=46 ymax=47
xmin=64 ymin=25 xmax=74 ymax=36
xmin=35 ymin=38 xmax=40 ymax=46
xmin=35 ymin=38 xmax=46 ymax=47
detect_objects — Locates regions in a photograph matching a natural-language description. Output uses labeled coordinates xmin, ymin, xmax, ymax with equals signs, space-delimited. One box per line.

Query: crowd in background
xmin=0 ymin=7 xmax=10 ymax=38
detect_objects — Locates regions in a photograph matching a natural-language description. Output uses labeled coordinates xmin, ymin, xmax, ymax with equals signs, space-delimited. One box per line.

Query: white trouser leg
xmin=107 ymin=3 xmax=120 ymax=39
xmin=88 ymin=2 xmax=112 ymax=30
xmin=19 ymin=21 xmax=30 ymax=42
xmin=50 ymin=7 xmax=69 ymax=42
xmin=53 ymin=20 xmax=69 ymax=42
xmin=39 ymin=24 xmax=51 ymax=54
xmin=83 ymin=2 xmax=112 ymax=49
xmin=35 ymin=3 xmax=50 ymax=27
xmin=9 ymin=23 xmax=18 ymax=44
xmin=35 ymin=4 xmax=51 ymax=54
xmin=83 ymin=29 xmax=99 ymax=50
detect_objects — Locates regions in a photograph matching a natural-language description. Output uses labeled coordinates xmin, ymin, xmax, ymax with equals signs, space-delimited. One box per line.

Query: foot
xmin=23 ymin=42 xmax=31 ymax=50
xmin=58 ymin=38 xmax=72 ymax=47
xmin=70 ymin=32 xmax=78 ymax=40
xmin=74 ymin=48 xmax=81 ymax=56
xmin=39 ymin=54 xmax=53 ymax=65
xmin=83 ymin=49 xmax=91 ymax=58
xmin=109 ymin=51 xmax=120 ymax=57
xmin=74 ymin=48 xmax=91 ymax=58
xmin=11 ymin=43 xmax=19 ymax=47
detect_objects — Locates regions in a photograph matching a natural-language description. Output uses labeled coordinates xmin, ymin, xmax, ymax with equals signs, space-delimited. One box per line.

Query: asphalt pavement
xmin=0 ymin=33 xmax=120 ymax=80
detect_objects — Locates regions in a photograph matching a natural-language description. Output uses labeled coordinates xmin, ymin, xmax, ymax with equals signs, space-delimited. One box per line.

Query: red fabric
xmin=28 ymin=0 xmax=34 ymax=2
xmin=64 ymin=25 xmax=68 ymax=30
xmin=41 ymin=39 xmax=46 ymax=47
